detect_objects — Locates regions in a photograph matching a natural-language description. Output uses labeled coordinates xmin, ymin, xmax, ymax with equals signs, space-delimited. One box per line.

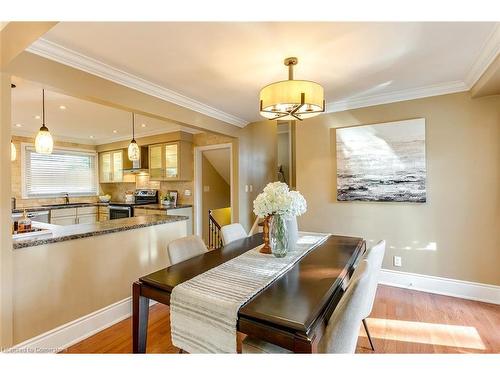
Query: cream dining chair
xmin=221 ymin=223 xmax=248 ymax=246
xmin=242 ymin=260 xmax=371 ymax=354
xmin=356 ymin=239 xmax=386 ymax=351
xmin=167 ymin=235 xmax=208 ymax=265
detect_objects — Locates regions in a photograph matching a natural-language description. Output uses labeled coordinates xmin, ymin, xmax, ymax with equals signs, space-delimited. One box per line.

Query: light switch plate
xmin=393 ymin=256 xmax=402 ymax=267
xmin=184 ymin=190 xmax=192 ymax=196
xmin=203 ymin=186 xmax=210 ymax=192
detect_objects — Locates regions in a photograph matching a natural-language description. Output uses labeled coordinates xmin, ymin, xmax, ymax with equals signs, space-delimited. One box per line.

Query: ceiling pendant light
xmin=260 ymin=57 xmax=325 ymax=121
xmin=128 ymin=112 xmax=140 ymax=161
xmin=35 ymin=89 xmax=54 ymax=154
xmin=11 ymin=140 xmax=16 ymax=161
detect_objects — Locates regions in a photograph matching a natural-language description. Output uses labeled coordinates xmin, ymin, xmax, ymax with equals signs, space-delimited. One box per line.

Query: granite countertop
xmin=12 ymin=214 xmax=188 ymax=249
xmin=12 ymin=202 xmax=109 ymax=214
xmin=136 ymin=204 xmax=193 ymax=211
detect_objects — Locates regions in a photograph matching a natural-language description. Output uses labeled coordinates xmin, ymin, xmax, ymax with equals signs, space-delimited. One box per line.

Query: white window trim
xmin=21 ymin=142 xmax=99 ymax=199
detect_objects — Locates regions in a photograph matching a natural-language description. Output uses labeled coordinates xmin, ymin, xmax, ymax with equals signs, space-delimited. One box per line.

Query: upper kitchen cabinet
xmin=99 ymin=149 xmax=133 ymax=183
xmin=149 ymin=141 xmax=193 ymax=181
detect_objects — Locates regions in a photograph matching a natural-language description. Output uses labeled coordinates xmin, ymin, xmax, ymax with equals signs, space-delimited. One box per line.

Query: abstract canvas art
xmin=336 ymin=118 xmax=426 ymax=203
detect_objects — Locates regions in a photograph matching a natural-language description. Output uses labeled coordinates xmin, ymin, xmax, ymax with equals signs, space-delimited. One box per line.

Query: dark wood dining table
xmin=132 ymin=233 xmax=365 ymax=353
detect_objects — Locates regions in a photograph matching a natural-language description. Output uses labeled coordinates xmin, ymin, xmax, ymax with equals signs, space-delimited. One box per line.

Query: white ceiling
xmin=11 ymin=78 xmax=199 ymax=145
xmin=203 ymin=148 xmax=231 ymax=185
xmin=28 ymin=22 xmax=499 ymax=126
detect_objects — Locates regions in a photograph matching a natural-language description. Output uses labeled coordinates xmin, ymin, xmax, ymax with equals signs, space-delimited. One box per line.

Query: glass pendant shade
xmin=259 ymin=57 xmax=325 ymax=121
xmin=128 ymin=113 xmax=140 ymax=161
xmin=11 ymin=141 xmax=16 ymax=161
xmin=128 ymin=139 xmax=140 ymax=161
xmin=35 ymin=89 xmax=54 ymax=154
xmin=35 ymin=126 xmax=54 ymax=154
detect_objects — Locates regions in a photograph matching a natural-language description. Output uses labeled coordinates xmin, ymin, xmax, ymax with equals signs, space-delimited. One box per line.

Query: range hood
xmin=123 ymin=146 xmax=149 ymax=174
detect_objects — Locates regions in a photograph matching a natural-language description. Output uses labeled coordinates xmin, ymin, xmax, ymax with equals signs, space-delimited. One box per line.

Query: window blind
xmin=23 ymin=145 xmax=98 ymax=198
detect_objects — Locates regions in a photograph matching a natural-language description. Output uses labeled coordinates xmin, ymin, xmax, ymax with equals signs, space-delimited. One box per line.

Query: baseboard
xmin=379 ymin=269 xmax=500 ymax=305
xmin=8 ymin=298 xmax=157 ymax=353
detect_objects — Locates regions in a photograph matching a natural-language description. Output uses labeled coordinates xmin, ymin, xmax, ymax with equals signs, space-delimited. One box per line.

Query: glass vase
xmin=270 ymin=214 xmax=288 ymax=258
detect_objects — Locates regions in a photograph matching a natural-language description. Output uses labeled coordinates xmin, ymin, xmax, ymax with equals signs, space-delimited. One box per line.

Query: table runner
xmin=170 ymin=232 xmax=329 ymax=353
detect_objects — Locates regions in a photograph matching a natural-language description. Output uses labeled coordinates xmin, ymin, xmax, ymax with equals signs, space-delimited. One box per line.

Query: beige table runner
xmin=170 ymin=232 xmax=329 ymax=353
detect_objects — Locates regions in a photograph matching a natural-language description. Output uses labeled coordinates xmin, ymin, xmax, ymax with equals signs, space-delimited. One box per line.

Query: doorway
xmin=194 ymin=143 xmax=233 ymax=249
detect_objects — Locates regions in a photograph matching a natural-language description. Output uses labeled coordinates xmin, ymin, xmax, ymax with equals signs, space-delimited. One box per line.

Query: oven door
xmin=109 ymin=205 xmax=132 ymax=220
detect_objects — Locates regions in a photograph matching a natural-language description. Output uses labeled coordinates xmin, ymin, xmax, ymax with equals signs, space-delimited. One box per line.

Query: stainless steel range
xmin=108 ymin=189 xmax=158 ymax=220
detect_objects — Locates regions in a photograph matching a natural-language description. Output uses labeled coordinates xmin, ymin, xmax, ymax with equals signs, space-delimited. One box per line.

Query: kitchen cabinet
xmin=50 ymin=206 xmax=98 ymax=226
xmin=98 ymin=206 xmax=109 ymax=222
xmin=99 ymin=149 xmax=132 ymax=183
xmin=51 ymin=216 xmax=77 ymax=226
xmin=149 ymin=141 xmax=193 ymax=181
xmin=77 ymin=214 xmax=97 ymax=224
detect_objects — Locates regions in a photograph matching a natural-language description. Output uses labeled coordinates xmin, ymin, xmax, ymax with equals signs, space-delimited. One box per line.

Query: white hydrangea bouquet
xmin=253 ymin=182 xmax=307 ymax=256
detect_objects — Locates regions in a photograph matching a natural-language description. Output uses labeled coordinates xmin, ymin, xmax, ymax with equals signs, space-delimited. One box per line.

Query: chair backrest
xmin=167 ymin=235 xmax=208 ymax=265
xmin=361 ymin=240 xmax=386 ymax=318
xmin=221 ymin=223 xmax=247 ymax=245
xmin=318 ymin=261 xmax=370 ymax=353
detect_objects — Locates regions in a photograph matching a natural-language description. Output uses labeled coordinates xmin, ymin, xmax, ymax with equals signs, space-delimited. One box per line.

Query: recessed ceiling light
xmin=141 ymin=123 xmax=147 ymax=128
xmin=59 ymin=105 xmax=66 ymax=110
xmin=89 ymin=135 xmax=94 ymax=139
xmin=113 ymin=130 xmax=118 ymax=134
xmin=15 ymin=123 xmax=22 ymax=128
xmin=34 ymin=115 xmax=41 ymax=119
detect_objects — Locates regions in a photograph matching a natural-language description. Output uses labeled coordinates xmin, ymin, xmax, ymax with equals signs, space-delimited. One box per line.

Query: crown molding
xmin=26 ymin=38 xmax=249 ymax=128
xmin=326 ymin=80 xmax=469 ymax=113
xmin=464 ymin=23 xmax=500 ymax=88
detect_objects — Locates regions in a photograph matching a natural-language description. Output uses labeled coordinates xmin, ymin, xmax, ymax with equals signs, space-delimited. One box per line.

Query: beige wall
xmin=296 ymin=92 xmax=500 ymax=286
xmin=1 ymin=72 xmax=14 ymax=347
xmin=202 ymin=154 xmax=231 ymax=243
xmin=11 ymin=135 xmax=99 ymax=208
xmin=12 ymin=220 xmax=186 ymax=344
xmin=238 ymin=120 xmax=277 ymax=232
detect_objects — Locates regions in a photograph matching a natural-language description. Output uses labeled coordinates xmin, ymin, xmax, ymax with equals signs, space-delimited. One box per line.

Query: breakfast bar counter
xmin=12 ymin=214 xmax=188 ymax=249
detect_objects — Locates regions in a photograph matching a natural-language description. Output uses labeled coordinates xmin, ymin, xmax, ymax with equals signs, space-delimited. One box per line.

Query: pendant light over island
xmin=34 ymin=89 xmax=54 ymax=154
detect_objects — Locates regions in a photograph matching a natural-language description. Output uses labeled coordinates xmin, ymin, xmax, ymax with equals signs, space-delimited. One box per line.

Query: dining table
xmin=132 ymin=232 xmax=365 ymax=353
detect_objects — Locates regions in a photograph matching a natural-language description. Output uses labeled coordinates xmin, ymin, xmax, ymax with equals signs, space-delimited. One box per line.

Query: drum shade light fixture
xmin=128 ymin=113 xmax=140 ymax=161
xmin=35 ymin=89 xmax=54 ymax=154
xmin=259 ymin=57 xmax=325 ymax=121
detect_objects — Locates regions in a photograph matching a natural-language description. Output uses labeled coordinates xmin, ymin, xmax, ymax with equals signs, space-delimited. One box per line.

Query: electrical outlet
xmin=393 ymin=256 xmax=402 ymax=267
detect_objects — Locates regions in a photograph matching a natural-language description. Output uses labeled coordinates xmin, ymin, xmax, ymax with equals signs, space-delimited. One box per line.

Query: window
xmin=22 ymin=144 xmax=98 ymax=198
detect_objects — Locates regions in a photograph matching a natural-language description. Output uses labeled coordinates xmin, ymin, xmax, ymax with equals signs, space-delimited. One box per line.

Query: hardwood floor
xmin=61 ymin=285 xmax=500 ymax=354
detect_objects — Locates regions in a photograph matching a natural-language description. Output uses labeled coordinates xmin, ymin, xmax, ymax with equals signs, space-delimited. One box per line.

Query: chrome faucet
xmin=63 ymin=193 xmax=70 ymax=205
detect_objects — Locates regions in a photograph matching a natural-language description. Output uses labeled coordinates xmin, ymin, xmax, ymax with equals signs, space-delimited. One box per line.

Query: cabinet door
xmin=164 ymin=143 xmax=179 ymax=179
xmin=100 ymin=152 xmax=112 ymax=183
xmin=78 ymin=214 xmax=97 ymax=224
xmin=149 ymin=144 xmax=164 ymax=180
xmin=51 ymin=216 xmax=77 ymax=226
xmin=134 ymin=208 xmax=147 ymax=217
xmin=112 ymin=150 xmax=123 ymax=182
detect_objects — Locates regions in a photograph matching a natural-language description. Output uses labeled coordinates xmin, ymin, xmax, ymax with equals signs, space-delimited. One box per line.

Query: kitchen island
xmin=11 ymin=214 xmax=188 ymax=347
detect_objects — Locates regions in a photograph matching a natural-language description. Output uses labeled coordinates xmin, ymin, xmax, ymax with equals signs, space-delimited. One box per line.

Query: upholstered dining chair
xmin=167 ymin=235 xmax=208 ymax=265
xmin=356 ymin=240 xmax=386 ymax=351
xmin=242 ymin=261 xmax=371 ymax=354
xmin=221 ymin=223 xmax=248 ymax=245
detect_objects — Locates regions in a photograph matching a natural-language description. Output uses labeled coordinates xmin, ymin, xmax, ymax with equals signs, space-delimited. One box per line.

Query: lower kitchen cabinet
xmin=51 ymin=216 xmax=77 ymax=226
xmin=77 ymin=214 xmax=97 ymax=224
xmin=50 ymin=206 xmax=99 ymax=225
